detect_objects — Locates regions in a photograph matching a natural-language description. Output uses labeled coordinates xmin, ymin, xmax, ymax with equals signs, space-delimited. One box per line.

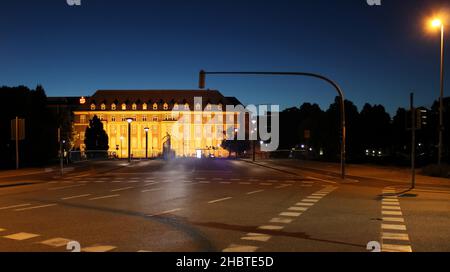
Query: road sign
xmin=11 ymin=118 xmax=25 ymax=140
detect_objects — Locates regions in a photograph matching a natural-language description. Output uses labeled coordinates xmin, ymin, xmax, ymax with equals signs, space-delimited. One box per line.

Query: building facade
xmin=72 ymin=90 xmax=243 ymax=158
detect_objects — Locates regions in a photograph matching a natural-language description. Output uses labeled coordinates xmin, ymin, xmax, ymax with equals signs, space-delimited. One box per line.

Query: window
xmin=206 ymin=104 xmax=212 ymax=111
xmin=152 ymin=116 xmax=158 ymax=122
xmin=121 ymin=115 xmax=126 ymax=122
xmin=99 ymin=115 xmax=105 ymax=121
xmin=218 ymin=104 xmax=223 ymax=111
xmin=153 ymin=103 xmax=158 ymax=110
xmin=101 ymin=103 xmax=106 ymax=110
xmin=132 ymin=103 xmax=137 ymax=110
xmin=184 ymin=103 xmax=189 ymax=110
xmin=142 ymin=103 xmax=148 ymax=110
xmin=142 ymin=115 xmax=148 ymax=122
xmin=80 ymin=115 xmax=86 ymax=124
xmin=163 ymin=103 xmax=168 ymax=110
xmin=195 ymin=103 xmax=201 ymax=111
xmin=174 ymin=103 xmax=179 ymax=110
xmin=121 ymin=103 xmax=127 ymax=110
xmin=90 ymin=104 xmax=96 ymax=110
xmin=111 ymin=116 xmax=116 ymax=122
xmin=111 ymin=104 xmax=117 ymax=111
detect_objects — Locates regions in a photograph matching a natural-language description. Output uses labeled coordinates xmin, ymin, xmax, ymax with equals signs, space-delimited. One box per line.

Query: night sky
xmin=0 ymin=0 xmax=449 ymax=114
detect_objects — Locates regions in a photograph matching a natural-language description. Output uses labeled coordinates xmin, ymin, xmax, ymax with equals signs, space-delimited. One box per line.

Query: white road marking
xmin=302 ymin=199 xmax=319 ymax=203
xmin=382 ymin=224 xmax=407 ymax=231
xmin=279 ymin=212 xmax=302 ymax=217
xmin=241 ymin=233 xmax=271 ymax=242
xmin=306 ymin=176 xmax=337 ymax=184
xmin=382 ymin=211 xmax=403 ymax=216
xmin=382 ymin=233 xmax=410 ymax=241
xmin=258 ymin=225 xmax=284 ymax=231
xmin=288 ymin=207 xmax=308 ymax=212
xmin=61 ymin=194 xmax=91 ymax=200
xmin=220 ymin=182 xmax=232 ymax=184
xmin=0 ymin=204 xmax=31 ymax=210
xmin=15 ymin=204 xmax=57 ymax=211
xmin=382 ymin=201 xmax=399 ymax=206
xmin=4 ymin=232 xmax=40 ymax=240
xmin=307 ymin=196 xmax=323 ymax=199
xmin=141 ymin=188 xmax=163 ymax=193
xmin=208 ymin=197 xmax=232 ymax=204
xmin=275 ymin=185 xmax=292 ymax=189
xmin=270 ymin=218 xmax=293 ymax=224
xmin=40 ymin=238 xmax=71 ymax=247
xmin=295 ymin=202 xmax=314 ymax=207
xmin=49 ymin=184 xmax=85 ymax=190
xmin=83 ymin=245 xmax=117 ymax=252
xmin=246 ymin=190 xmax=264 ymax=195
xmin=383 ymin=217 xmax=405 ymax=223
xmin=382 ymin=244 xmax=412 ymax=252
xmin=89 ymin=194 xmax=120 ymax=201
xmin=382 ymin=206 xmax=401 ymax=210
xmin=223 ymin=244 xmax=258 ymax=252
xmin=111 ymin=187 xmax=134 ymax=192
xmin=147 ymin=208 xmax=182 ymax=217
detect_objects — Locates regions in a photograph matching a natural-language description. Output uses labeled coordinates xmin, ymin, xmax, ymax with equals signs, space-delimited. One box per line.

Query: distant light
xmin=260 ymin=141 xmax=264 ymax=145
xmin=79 ymin=96 xmax=86 ymax=104
xmin=309 ymin=148 xmax=313 ymax=151
xmin=144 ymin=127 xmax=149 ymax=132
xmin=301 ymin=144 xmax=305 ymax=149
xmin=127 ymin=118 xmax=133 ymax=123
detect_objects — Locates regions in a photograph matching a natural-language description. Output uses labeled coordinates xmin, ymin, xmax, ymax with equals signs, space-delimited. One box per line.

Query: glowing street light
xmin=126 ymin=118 xmax=133 ymax=162
xmin=428 ymin=16 xmax=446 ymax=165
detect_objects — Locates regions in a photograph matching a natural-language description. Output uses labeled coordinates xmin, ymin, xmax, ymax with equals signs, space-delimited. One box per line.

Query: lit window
xmin=153 ymin=116 xmax=158 ymax=122
xmin=143 ymin=115 xmax=148 ymax=122
xmin=90 ymin=104 xmax=96 ymax=110
xmin=174 ymin=103 xmax=179 ymax=110
xmin=111 ymin=104 xmax=117 ymax=111
xmin=101 ymin=104 xmax=106 ymax=110
xmin=111 ymin=116 xmax=116 ymax=122
xmin=153 ymin=103 xmax=158 ymax=110
xmin=80 ymin=115 xmax=86 ymax=124
xmin=184 ymin=103 xmax=189 ymax=110
xmin=122 ymin=103 xmax=127 ymax=110
xmin=195 ymin=103 xmax=201 ymax=110
xmin=143 ymin=103 xmax=148 ymax=110
xmin=132 ymin=103 xmax=137 ymax=110
xmin=206 ymin=104 xmax=212 ymax=111
xmin=163 ymin=103 xmax=168 ymax=110
xmin=218 ymin=104 xmax=223 ymax=111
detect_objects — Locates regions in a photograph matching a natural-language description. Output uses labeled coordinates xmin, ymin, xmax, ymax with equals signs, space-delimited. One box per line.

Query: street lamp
xmin=251 ymin=119 xmax=257 ymax=162
xmin=199 ymin=70 xmax=347 ymax=179
xmin=429 ymin=17 xmax=446 ymax=165
xmin=144 ymin=127 xmax=149 ymax=159
xmin=126 ymin=118 xmax=133 ymax=162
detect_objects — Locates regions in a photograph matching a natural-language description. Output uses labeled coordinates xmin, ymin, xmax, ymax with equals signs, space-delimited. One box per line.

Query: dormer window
xmin=90 ymin=104 xmax=96 ymax=110
xmin=153 ymin=103 xmax=158 ymax=110
xmin=121 ymin=103 xmax=127 ymax=110
xmin=163 ymin=103 xmax=169 ymax=110
xmin=143 ymin=103 xmax=148 ymax=110
xmin=174 ymin=103 xmax=179 ymax=110
xmin=101 ymin=103 xmax=106 ymax=110
xmin=132 ymin=103 xmax=137 ymax=110
xmin=111 ymin=103 xmax=117 ymax=111
xmin=195 ymin=103 xmax=201 ymax=111
xmin=206 ymin=104 xmax=212 ymax=111
xmin=218 ymin=104 xmax=223 ymax=111
xmin=184 ymin=103 xmax=189 ymax=110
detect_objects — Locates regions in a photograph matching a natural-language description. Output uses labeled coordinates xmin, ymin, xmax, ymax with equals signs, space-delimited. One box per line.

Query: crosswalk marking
xmin=295 ymin=202 xmax=314 ymax=206
xmin=382 ymin=224 xmax=407 ymax=231
xmin=83 ymin=245 xmax=117 ymax=252
xmin=258 ymin=225 xmax=284 ymax=231
xmin=382 ymin=244 xmax=412 ymax=252
xmin=241 ymin=233 xmax=271 ymax=242
xmin=40 ymin=238 xmax=71 ymax=247
xmin=4 ymin=232 xmax=40 ymax=241
xmin=270 ymin=218 xmax=293 ymax=224
xmin=382 ymin=233 xmax=410 ymax=241
xmin=288 ymin=206 xmax=308 ymax=212
xmin=383 ymin=217 xmax=405 ymax=223
xmin=279 ymin=212 xmax=302 ymax=217
xmin=223 ymin=244 xmax=258 ymax=252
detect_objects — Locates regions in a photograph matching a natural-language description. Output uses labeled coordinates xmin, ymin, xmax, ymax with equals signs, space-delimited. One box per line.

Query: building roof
xmin=83 ymin=89 xmax=241 ymax=110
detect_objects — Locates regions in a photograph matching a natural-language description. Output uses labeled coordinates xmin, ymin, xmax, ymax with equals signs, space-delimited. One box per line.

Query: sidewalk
xmin=244 ymin=159 xmax=450 ymax=186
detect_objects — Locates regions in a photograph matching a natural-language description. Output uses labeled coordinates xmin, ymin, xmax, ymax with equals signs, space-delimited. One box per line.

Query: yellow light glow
xmin=431 ymin=18 xmax=443 ymax=28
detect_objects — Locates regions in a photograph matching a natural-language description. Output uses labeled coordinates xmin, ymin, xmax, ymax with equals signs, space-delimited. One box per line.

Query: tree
xmin=84 ymin=115 xmax=109 ymax=157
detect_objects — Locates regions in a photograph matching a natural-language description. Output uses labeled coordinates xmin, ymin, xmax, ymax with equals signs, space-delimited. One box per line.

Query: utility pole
xmin=58 ymin=127 xmax=63 ymax=176
xmin=410 ymin=93 xmax=416 ymax=189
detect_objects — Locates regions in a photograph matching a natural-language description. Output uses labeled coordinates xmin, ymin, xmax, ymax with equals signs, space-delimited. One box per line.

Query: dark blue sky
xmin=0 ymin=0 xmax=449 ymax=114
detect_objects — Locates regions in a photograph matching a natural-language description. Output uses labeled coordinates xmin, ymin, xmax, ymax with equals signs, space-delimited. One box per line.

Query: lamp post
xmin=430 ymin=18 xmax=446 ymax=165
xmin=199 ymin=70 xmax=347 ymax=179
xmin=144 ymin=127 xmax=149 ymax=159
xmin=126 ymin=118 xmax=133 ymax=162
xmin=251 ymin=119 xmax=257 ymax=162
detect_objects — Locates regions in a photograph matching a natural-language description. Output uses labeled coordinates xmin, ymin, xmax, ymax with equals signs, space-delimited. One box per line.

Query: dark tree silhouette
xmin=84 ymin=115 xmax=109 ymax=154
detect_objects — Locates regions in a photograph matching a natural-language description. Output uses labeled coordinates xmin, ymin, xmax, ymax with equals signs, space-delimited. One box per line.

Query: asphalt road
xmin=0 ymin=159 xmax=448 ymax=252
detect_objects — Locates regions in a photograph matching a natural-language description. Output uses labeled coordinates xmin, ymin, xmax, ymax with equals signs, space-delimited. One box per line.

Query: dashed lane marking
xmin=382 ymin=233 xmax=410 ymax=241
xmin=39 ymin=238 xmax=71 ymax=247
xmin=61 ymin=194 xmax=91 ymax=200
xmin=241 ymin=233 xmax=271 ymax=242
xmin=15 ymin=204 xmax=58 ymax=211
xmin=258 ymin=225 xmax=284 ymax=230
xmin=4 ymin=232 xmax=40 ymax=241
xmin=111 ymin=186 xmax=134 ymax=192
xmin=141 ymin=188 xmax=163 ymax=193
xmin=147 ymin=208 xmax=182 ymax=217
xmin=270 ymin=218 xmax=293 ymax=224
xmin=223 ymin=244 xmax=258 ymax=252
xmin=208 ymin=197 xmax=232 ymax=204
xmin=83 ymin=245 xmax=117 ymax=252
xmin=89 ymin=194 xmax=120 ymax=201
xmin=246 ymin=190 xmax=264 ymax=195
xmin=239 ymin=182 xmax=251 ymax=185
xmin=279 ymin=212 xmax=302 ymax=217
xmin=0 ymin=204 xmax=31 ymax=210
